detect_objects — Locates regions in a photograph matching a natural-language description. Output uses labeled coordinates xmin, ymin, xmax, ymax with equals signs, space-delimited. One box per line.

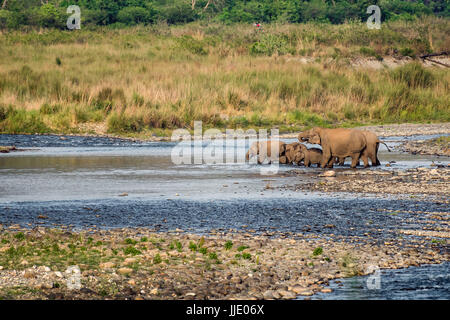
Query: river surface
xmin=0 ymin=133 xmax=449 ymax=299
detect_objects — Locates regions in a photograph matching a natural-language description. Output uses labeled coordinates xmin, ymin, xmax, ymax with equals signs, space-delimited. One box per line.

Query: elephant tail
xmin=378 ymin=140 xmax=391 ymax=152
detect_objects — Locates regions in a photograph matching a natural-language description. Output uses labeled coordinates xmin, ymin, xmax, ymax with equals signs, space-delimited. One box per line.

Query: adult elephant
xmin=246 ymin=140 xmax=286 ymax=164
xmin=334 ymin=130 xmax=391 ymax=166
xmin=298 ymin=127 xmax=368 ymax=168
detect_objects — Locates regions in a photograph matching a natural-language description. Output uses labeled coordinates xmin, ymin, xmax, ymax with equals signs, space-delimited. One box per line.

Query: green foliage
xmin=242 ymin=252 xmax=251 ymax=260
xmin=312 ymin=247 xmax=323 ymax=256
xmin=237 ymin=245 xmax=249 ymax=252
xmin=359 ymin=47 xmax=383 ymax=61
xmin=224 ymin=240 xmax=233 ymax=250
xmin=389 ymin=63 xmax=435 ymax=88
xmin=14 ymin=232 xmax=25 ymax=241
xmin=117 ymin=6 xmax=154 ymax=25
xmin=250 ymin=34 xmax=294 ymax=56
xmin=189 ymin=241 xmax=197 ymax=252
xmin=124 ymin=238 xmax=138 ymax=245
xmin=123 ymin=246 xmax=141 ymax=256
xmin=0 ymin=107 xmax=50 ymax=134
xmin=0 ymin=1 xmax=447 ymax=29
xmin=40 ymin=103 xmax=61 ymax=115
xmin=176 ymin=35 xmax=208 ymax=56
xmin=153 ymin=253 xmax=162 ymax=264
xmin=399 ymin=47 xmax=415 ymax=58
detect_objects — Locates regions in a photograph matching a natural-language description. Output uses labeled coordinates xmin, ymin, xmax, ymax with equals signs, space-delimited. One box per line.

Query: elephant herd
xmin=246 ymin=127 xmax=391 ymax=168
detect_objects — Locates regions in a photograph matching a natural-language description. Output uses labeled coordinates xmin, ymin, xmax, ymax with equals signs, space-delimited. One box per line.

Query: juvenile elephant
xmin=284 ymin=142 xmax=306 ymax=164
xmin=298 ymin=127 xmax=368 ymax=168
xmin=246 ymin=140 xmax=286 ymax=164
xmin=294 ymin=147 xmax=323 ymax=167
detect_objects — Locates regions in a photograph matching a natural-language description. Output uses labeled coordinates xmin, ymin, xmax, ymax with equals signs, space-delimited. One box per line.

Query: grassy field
xmin=0 ymin=18 xmax=449 ymax=137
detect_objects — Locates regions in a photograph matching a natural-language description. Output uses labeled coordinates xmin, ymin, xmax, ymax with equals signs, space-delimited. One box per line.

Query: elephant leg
xmin=339 ymin=157 xmax=345 ymax=166
xmin=304 ymin=157 xmax=310 ymax=167
xmin=327 ymin=158 xmax=334 ymax=168
xmin=321 ymin=152 xmax=332 ymax=169
xmin=369 ymin=153 xmax=377 ymax=166
xmin=375 ymin=143 xmax=381 ymax=166
xmin=257 ymin=154 xmax=265 ymax=164
xmin=360 ymin=153 xmax=369 ymax=168
xmin=350 ymin=153 xmax=360 ymax=168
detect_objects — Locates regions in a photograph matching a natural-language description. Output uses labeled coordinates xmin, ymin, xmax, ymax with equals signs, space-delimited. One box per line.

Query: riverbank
xmin=0 ymin=226 xmax=447 ymax=300
xmin=399 ymin=136 xmax=450 ymax=157
xmin=1 ymin=21 xmax=449 ymax=137
xmin=2 ymin=122 xmax=449 ymax=143
xmin=283 ymin=166 xmax=450 ymax=202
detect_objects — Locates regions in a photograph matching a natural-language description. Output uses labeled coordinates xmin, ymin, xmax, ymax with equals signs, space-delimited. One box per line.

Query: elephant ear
xmin=279 ymin=143 xmax=286 ymax=154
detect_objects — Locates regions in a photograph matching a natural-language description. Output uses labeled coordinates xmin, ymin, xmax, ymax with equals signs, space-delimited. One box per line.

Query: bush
xmin=390 ymin=63 xmax=435 ymax=88
xmin=359 ymin=47 xmax=383 ymax=61
xmin=117 ymin=7 xmax=153 ymax=25
xmin=107 ymin=112 xmax=144 ymax=133
xmin=399 ymin=47 xmax=415 ymax=58
xmin=0 ymin=10 xmax=24 ymax=29
xmin=176 ymin=35 xmax=208 ymax=55
xmin=40 ymin=103 xmax=61 ymax=115
xmin=250 ymin=34 xmax=294 ymax=56
xmin=160 ymin=3 xmax=198 ymax=24
xmin=0 ymin=108 xmax=49 ymax=134
xmin=36 ymin=4 xmax=65 ymax=29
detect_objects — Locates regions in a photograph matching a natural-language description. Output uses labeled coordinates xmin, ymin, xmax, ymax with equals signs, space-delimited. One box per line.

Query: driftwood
xmin=420 ymin=51 xmax=449 ymax=68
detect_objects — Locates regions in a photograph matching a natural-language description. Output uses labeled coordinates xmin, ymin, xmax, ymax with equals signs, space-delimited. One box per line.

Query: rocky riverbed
xmin=284 ymin=166 xmax=450 ymax=200
xmin=1 ymin=129 xmax=449 ymax=300
xmin=280 ymin=123 xmax=450 ymax=139
xmin=0 ymin=226 xmax=447 ymax=300
xmin=398 ymin=136 xmax=450 ymax=157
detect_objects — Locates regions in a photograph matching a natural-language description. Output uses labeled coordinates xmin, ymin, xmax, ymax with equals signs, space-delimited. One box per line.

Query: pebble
xmin=321 ymin=170 xmax=336 ymax=177
xmin=100 ymin=262 xmax=115 ymax=269
xmin=117 ymin=267 xmax=133 ymax=275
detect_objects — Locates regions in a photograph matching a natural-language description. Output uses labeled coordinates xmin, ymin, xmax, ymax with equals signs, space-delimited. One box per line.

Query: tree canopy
xmin=0 ymin=0 xmax=448 ymax=29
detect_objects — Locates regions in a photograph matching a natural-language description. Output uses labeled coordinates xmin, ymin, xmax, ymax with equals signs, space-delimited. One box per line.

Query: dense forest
xmin=0 ymin=0 xmax=448 ymax=29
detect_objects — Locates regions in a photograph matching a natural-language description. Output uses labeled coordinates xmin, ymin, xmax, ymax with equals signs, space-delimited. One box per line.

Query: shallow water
xmin=307 ymin=262 xmax=450 ymax=300
xmin=0 ymin=134 xmax=448 ymax=203
xmin=0 ymin=133 xmax=449 ymax=299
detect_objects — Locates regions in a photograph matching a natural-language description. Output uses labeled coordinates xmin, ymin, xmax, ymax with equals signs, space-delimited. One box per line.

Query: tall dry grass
xmin=0 ymin=19 xmax=449 ymax=136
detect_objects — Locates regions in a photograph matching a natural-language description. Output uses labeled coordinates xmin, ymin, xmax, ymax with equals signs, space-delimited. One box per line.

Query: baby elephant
xmin=294 ymin=147 xmax=323 ymax=167
xmin=284 ymin=142 xmax=304 ymax=164
xmin=246 ymin=140 xmax=286 ymax=164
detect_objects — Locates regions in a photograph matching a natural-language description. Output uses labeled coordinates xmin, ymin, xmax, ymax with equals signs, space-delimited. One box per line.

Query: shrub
xmin=36 ymin=4 xmax=65 ymax=29
xmin=123 ymin=246 xmax=141 ymax=256
xmin=224 ymin=240 xmax=233 ymax=250
xmin=0 ymin=109 xmax=49 ymax=134
xmin=117 ymin=7 xmax=153 ymax=25
xmin=176 ymin=35 xmax=208 ymax=56
xmin=389 ymin=63 xmax=435 ymax=88
xmin=399 ymin=47 xmax=415 ymax=58
xmin=40 ymin=103 xmax=61 ymax=115
xmin=250 ymin=34 xmax=293 ymax=56
xmin=312 ymin=247 xmax=323 ymax=256
xmin=153 ymin=253 xmax=162 ymax=264
xmin=359 ymin=47 xmax=383 ymax=61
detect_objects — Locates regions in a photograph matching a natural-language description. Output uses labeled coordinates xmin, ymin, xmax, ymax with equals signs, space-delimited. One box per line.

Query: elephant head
xmin=297 ymin=127 xmax=321 ymax=143
xmin=293 ymin=149 xmax=305 ymax=164
xmin=285 ymin=143 xmax=306 ymax=163
xmin=308 ymin=133 xmax=321 ymax=145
